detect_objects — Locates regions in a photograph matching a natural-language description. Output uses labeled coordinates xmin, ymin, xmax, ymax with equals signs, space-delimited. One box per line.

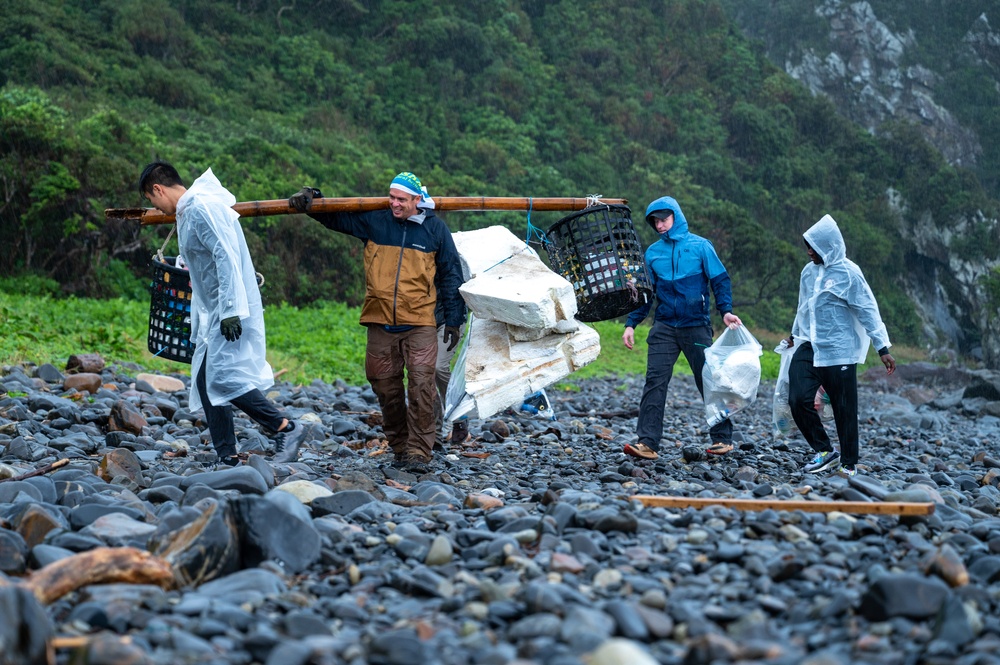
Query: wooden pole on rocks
xmin=632 ymin=495 xmax=935 ymax=516
xmin=104 ymin=196 xmax=628 ymax=225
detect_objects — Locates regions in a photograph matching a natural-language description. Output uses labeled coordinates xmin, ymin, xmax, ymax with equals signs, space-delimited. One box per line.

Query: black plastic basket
xmin=543 ymin=204 xmax=652 ymax=322
xmin=148 ymin=256 xmax=195 ymax=363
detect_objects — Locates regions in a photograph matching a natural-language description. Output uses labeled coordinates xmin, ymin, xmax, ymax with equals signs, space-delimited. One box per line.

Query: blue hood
xmin=644 ymin=196 xmax=689 ymax=240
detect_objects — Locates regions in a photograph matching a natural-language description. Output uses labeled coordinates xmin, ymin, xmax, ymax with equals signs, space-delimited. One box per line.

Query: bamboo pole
xmin=633 ymin=495 xmax=935 ymax=516
xmin=105 ymin=196 xmax=628 ymax=225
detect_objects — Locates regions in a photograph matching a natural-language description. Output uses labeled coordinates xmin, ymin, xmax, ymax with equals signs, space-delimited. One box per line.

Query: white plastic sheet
xmin=702 ymin=326 xmax=762 ymax=427
xmin=444 ymin=316 xmax=476 ymax=422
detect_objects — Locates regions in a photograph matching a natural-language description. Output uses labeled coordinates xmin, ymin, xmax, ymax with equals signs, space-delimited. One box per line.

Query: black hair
xmin=138 ymin=161 xmax=184 ymax=196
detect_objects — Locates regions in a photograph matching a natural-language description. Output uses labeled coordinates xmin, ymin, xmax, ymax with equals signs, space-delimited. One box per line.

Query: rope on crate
xmin=155 ymin=225 xmax=176 ymax=264
xmin=524 ymin=196 xmax=551 ymax=247
xmin=586 ymin=193 xmax=608 ymax=209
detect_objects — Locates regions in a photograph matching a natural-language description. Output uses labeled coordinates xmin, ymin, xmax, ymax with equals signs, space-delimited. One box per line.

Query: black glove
xmin=221 ymin=316 xmax=242 ymax=342
xmin=289 ymin=186 xmax=323 ymax=212
xmin=444 ymin=326 xmax=461 ymax=352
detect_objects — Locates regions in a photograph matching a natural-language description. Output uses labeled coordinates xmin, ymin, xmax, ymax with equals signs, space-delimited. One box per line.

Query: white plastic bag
xmin=703 ymin=326 xmax=762 ymax=426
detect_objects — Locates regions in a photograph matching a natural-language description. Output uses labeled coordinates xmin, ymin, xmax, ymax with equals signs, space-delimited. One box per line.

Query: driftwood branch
xmin=22 ymin=547 xmax=175 ymax=605
xmin=0 ymin=458 xmax=69 ymax=484
xmin=633 ymin=495 xmax=935 ymax=516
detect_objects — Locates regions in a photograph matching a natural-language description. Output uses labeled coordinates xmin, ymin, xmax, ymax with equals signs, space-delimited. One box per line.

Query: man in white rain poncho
xmin=785 ymin=214 xmax=896 ymax=478
xmin=139 ymin=162 xmax=307 ymax=466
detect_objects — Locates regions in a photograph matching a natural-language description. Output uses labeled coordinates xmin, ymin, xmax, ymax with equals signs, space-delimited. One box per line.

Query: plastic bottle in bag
xmin=521 ymin=389 xmax=556 ymax=420
xmin=772 ymin=339 xmax=795 ymax=438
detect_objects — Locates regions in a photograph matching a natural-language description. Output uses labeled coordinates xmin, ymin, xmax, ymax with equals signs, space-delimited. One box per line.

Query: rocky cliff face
xmin=787 ymin=1 xmax=982 ymax=168
xmin=725 ymin=0 xmax=1000 ymax=367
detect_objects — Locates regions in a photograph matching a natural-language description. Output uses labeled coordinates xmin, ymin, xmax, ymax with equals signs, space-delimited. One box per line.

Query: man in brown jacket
xmin=289 ymin=173 xmax=464 ymax=473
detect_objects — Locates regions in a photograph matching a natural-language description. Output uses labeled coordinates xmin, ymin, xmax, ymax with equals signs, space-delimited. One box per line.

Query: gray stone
xmin=860 ymin=573 xmax=949 ymax=621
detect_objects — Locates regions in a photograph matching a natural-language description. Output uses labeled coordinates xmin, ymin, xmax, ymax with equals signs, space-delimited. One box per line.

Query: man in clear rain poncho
xmin=785 ymin=214 xmax=896 ymax=478
xmin=139 ymin=162 xmax=306 ymax=466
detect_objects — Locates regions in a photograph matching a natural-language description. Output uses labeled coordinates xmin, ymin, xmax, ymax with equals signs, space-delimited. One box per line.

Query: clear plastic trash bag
xmin=772 ymin=340 xmax=836 ymax=439
xmin=772 ymin=339 xmax=796 ymax=438
xmin=703 ymin=326 xmax=763 ymax=427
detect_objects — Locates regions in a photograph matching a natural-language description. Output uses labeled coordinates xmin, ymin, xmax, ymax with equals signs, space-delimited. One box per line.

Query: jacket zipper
xmin=392 ymin=223 xmax=407 ymax=325
xmin=670 ymin=237 xmax=679 ymax=321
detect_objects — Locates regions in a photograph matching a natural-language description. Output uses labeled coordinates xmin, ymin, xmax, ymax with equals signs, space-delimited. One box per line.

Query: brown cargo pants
xmin=365 ymin=325 xmax=438 ymax=460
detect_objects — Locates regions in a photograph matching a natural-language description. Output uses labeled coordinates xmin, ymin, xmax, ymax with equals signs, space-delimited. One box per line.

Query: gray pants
xmin=636 ymin=322 xmax=733 ymax=451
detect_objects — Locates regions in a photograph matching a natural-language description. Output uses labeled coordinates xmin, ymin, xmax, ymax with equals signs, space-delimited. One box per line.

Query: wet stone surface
xmin=2 ymin=361 xmax=1000 ymax=663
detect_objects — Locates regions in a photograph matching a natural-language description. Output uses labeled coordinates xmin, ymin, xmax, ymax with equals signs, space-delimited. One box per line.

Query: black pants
xmin=787 ymin=342 xmax=859 ymax=465
xmin=196 ymin=362 xmax=285 ymax=458
xmin=636 ymin=322 xmax=733 ymax=451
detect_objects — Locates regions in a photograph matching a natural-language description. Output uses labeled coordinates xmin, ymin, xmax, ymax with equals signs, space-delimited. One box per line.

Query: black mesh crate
xmin=148 ymin=256 xmax=195 ymax=363
xmin=544 ymin=204 xmax=652 ymax=322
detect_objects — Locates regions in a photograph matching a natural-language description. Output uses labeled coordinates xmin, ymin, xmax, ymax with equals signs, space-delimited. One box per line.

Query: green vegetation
xmin=0 ymin=289 xmax=368 ymax=385
xmin=2 ymin=0 xmax=995 ymax=355
xmin=1 ymin=286 xmax=922 ymax=391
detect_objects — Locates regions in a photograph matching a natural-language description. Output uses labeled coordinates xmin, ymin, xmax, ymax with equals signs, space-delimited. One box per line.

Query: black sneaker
xmin=272 ymin=420 xmax=305 ymax=463
xmin=803 ymin=450 xmax=840 ymax=473
xmin=216 ymin=455 xmax=241 ymax=469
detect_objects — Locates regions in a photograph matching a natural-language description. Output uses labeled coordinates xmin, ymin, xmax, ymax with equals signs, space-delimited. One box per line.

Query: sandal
xmin=706 ymin=442 xmax=734 ymax=456
xmin=624 ymin=443 xmax=659 ymax=460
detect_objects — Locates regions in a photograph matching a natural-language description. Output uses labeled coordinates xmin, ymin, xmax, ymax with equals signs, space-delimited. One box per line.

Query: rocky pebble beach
xmin=3 ymin=358 xmax=1000 ymax=665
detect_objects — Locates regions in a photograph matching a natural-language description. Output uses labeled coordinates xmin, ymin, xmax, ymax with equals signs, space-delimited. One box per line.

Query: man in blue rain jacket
xmin=622 ymin=196 xmax=743 ymax=460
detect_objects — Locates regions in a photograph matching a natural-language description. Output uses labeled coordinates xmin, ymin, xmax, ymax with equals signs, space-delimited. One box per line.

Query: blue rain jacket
xmin=625 ymin=197 xmax=733 ymax=329
xmin=792 ymin=214 xmax=891 ymax=366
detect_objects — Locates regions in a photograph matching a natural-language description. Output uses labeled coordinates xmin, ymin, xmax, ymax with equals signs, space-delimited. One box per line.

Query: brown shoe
xmin=707 ymin=442 xmax=734 ymax=456
xmin=624 ymin=442 xmax=659 ymax=460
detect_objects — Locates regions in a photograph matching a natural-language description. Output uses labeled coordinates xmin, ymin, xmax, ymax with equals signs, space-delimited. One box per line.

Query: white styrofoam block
xmin=457 ymin=318 xmax=601 ymax=419
xmin=452 ymin=226 xmax=539 ymax=281
xmin=459 ymin=252 xmax=577 ymax=328
xmin=508 ymin=318 xmax=581 ymax=342
xmin=445 ymin=226 xmax=603 ymax=420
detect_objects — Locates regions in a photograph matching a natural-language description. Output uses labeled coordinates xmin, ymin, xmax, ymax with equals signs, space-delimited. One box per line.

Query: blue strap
xmin=482 ymin=198 xmax=550 ymax=274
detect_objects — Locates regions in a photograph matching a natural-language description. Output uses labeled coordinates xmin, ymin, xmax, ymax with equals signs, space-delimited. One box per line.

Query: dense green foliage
xmin=2 ymin=0 xmax=995 ymax=349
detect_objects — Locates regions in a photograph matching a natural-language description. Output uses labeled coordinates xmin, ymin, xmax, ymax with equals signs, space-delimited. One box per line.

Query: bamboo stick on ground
xmin=632 ymin=495 xmax=935 ymax=516
xmin=105 ymin=196 xmax=628 ymax=225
